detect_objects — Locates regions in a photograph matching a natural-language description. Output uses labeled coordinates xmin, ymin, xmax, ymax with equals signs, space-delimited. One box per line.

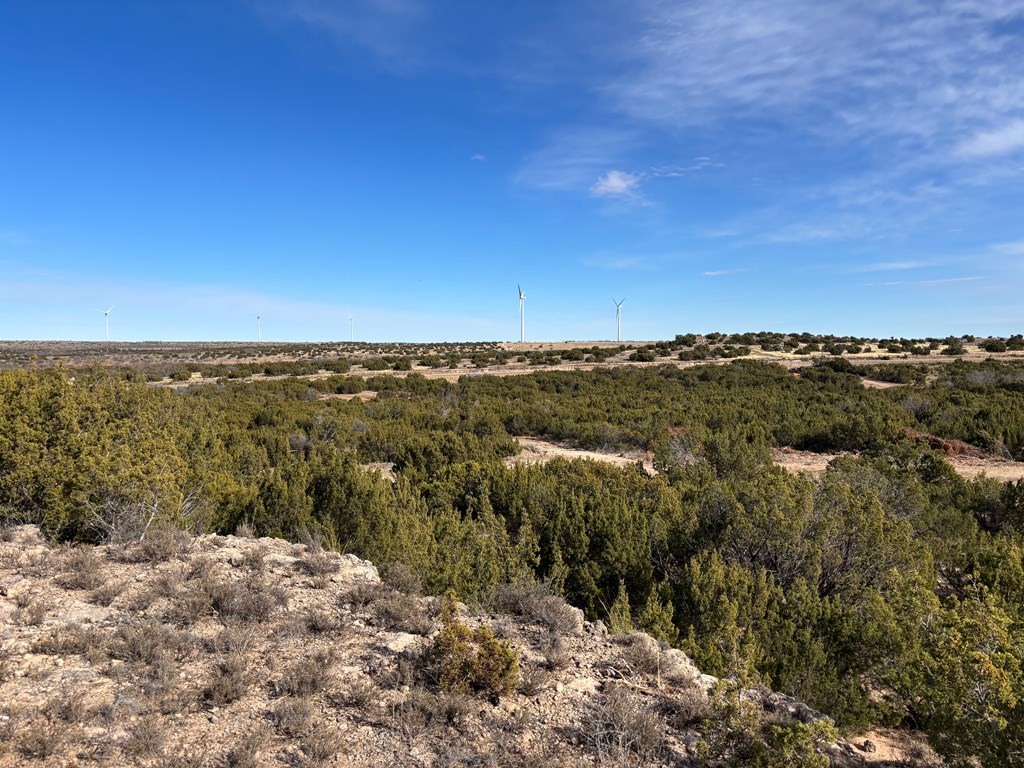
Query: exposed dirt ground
xmin=772 ymin=447 xmax=1024 ymax=482
xmin=505 ymin=438 xmax=658 ymax=476
xmin=502 ymin=439 xmax=1024 ymax=483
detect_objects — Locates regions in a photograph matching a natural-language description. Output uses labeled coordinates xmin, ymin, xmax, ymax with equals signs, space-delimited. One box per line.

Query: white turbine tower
xmin=96 ymin=305 xmax=114 ymax=342
xmin=518 ymin=284 xmax=526 ymax=343
xmin=614 ymin=298 xmax=624 ymax=343
xmin=257 ymin=314 xmax=261 ymax=343
xmin=349 ymin=314 xmax=354 ymax=342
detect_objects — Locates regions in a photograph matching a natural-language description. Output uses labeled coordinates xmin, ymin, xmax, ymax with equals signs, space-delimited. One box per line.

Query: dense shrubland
xmin=3 ymin=358 xmax=1024 ymax=764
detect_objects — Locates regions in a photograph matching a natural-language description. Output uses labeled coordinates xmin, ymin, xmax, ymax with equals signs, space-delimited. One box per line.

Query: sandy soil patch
xmin=773 ymin=447 xmax=1024 ymax=482
xmin=359 ymin=461 xmax=396 ymax=482
xmin=320 ymin=391 xmax=378 ymax=402
xmin=506 ymin=437 xmax=657 ymax=476
xmin=861 ymin=378 xmax=903 ymax=389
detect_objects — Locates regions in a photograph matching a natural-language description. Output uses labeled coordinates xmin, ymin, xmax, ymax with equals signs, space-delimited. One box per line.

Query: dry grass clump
xmin=14 ymin=716 xmax=73 ymax=760
xmin=300 ymin=720 xmax=344 ymax=765
xmin=225 ymin=724 xmax=270 ymax=768
xmin=123 ymin=713 xmax=168 ymax=758
xmin=660 ymin=682 xmax=712 ymax=729
xmin=88 ymin=577 xmax=127 ymax=606
xmin=617 ymin=632 xmax=663 ymax=677
xmin=274 ymin=649 xmax=334 ymax=697
xmin=272 ymin=696 xmax=315 ymax=736
xmin=304 ymin=606 xmax=343 ymax=634
xmin=155 ymin=753 xmax=208 ymax=768
xmin=12 ymin=597 xmax=46 ymax=626
xmin=341 ymin=580 xmax=383 ymax=610
xmin=151 ymin=566 xmax=185 ymax=598
xmin=381 ymin=561 xmax=422 ymax=595
xmin=392 ymin=687 xmax=473 ymax=742
xmin=128 ymin=522 xmax=191 ymax=564
xmin=338 ymin=676 xmax=378 ymax=710
xmin=58 ymin=545 xmax=106 ymax=590
xmin=33 ymin=621 xmax=107 ymax=660
xmin=211 ymin=624 xmax=261 ymax=655
xmin=168 ymin=568 xmax=286 ymax=625
xmin=298 ymin=549 xmax=340 ymax=579
xmin=492 ymin=581 xmax=583 ymax=635
xmin=582 ymin=684 xmax=666 ymax=765
xmin=241 ymin=544 xmax=267 ymax=573
xmin=373 ymin=591 xmax=434 ymax=634
xmin=111 ymin=618 xmax=191 ymax=665
xmin=518 ymin=664 xmax=551 ymax=697
xmin=42 ymin=690 xmax=88 ymax=724
xmin=203 ymin=653 xmax=251 ymax=706
xmin=540 ymin=635 xmax=572 ymax=671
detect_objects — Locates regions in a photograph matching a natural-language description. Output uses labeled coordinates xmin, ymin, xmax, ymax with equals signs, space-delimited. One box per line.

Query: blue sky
xmin=1 ymin=0 xmax=1023 ymax=342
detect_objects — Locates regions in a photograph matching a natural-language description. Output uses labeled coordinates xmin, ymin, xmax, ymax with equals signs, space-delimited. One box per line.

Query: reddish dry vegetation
xmin=0 ymin=526 xmax=935 ymax=767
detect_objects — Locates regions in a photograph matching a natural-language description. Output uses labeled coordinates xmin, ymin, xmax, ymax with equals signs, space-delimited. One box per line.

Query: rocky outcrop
xmin=0 ymin=525 xmax=934 ymax=766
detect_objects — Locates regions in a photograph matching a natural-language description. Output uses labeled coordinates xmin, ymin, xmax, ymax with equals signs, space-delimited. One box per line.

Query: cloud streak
xmin=701 ymin=268 xmax=749 ymax=277
xmin=590 ymin=170 xmax=642 ymax=198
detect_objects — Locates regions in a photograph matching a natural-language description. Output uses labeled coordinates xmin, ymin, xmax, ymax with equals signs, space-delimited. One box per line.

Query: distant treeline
xmin=2 ymin=359 xmax=1023 ymax=765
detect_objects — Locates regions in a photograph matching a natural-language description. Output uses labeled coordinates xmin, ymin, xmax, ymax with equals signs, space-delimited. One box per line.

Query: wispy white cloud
xmin=471 ymin=153 xmax=487 ymax=161
xmin=701 ymin=268 xmax=749 ymax=277
xmin=865 ymin=276 xmax=984 ymax=287
xmin=253 ymin=0 xmax=430 ymax=70
xmin=606 ymin=1 xmax=1024 ymax=150
xmin=853 ymin=261 xmax=935 ymax=272
xmin=992 ymin=240 xmax=1024 ymax=256
xmin=957 ymin=120 xmax=1024 ymax=158
xmin=516 ymin=127 xmax=635 ymax=191
xmin=590 ymin=170 xmax=642 ymax=199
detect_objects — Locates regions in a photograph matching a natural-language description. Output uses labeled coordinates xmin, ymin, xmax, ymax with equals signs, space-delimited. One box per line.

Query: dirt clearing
xmin=505 ymin=437 xmax=657 ymax=476
xmin=773 ymin=447 xmax=1024 ymax=482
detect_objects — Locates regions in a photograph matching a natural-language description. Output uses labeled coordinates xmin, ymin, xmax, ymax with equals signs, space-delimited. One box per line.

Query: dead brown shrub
xmin=342 ymin=580 xmax=383 ymax=609
xmin=304 ymin=607 xmax=342 ymax=634
xmin=241 ymin=545 xmax=266 ymax=573
xmin=13 ymin=599 xmax=46 ymax=626
xmin=301 ymin=720 xmax=344 ymax=765
xmin=272 ymin=696 xmax=314 ymax=736
xmin=617 ymin=632 xmax=662 ymax=677
xmin=381 ymin=561 xmax=422 ymax=595
xmin=88 ymin=578 xmax=127 ymax=606
xmin=111 ymin=619 xmax=191 ymax=665
xmin=274 ymin=649 xmax=334 ymax=697
xmin=43 ymin=691 xmax=88 ymax=724
xmin=203 ymin=653 xmax=251 ymax=706
xmin=540 ymin=635 xmax=572 ymax=671
xmin=15 ymin=717 xmax=71 ymax=760
xmin=58 ymin=546 xmax=106 ymax=590
xmin=581 ymin=684 xmax=665 ymax=765
xmin=132 ymin=522 xmax=190 ymax=563
xmin=493 ymin=582 xmax=583 ymax=635
xmin=373 ymin=592 xmax=433 ymax=634
xmin=519 ymin=664 xmax=551 ymax=697
xmin=297 ymin=550 xmax=340 ymax=578
xmin=225 ymin=724 xmax=270 ymax=768
xmin=123 ymin=714 xmax=168 ymax=758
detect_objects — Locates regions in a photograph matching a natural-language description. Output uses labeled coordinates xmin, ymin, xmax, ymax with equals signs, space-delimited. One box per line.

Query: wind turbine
xmin=518 ymin=284 xmax=526 ymax=343
xmin=95 ymin=305 xmax=114 ymax=342
xmin=257 ymin=314 xmax=261 ymax=343
xmin=613 ymin=298 xmax=624 ymax=343
xmin=349 ymin=314 xmax=354 ymax=342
